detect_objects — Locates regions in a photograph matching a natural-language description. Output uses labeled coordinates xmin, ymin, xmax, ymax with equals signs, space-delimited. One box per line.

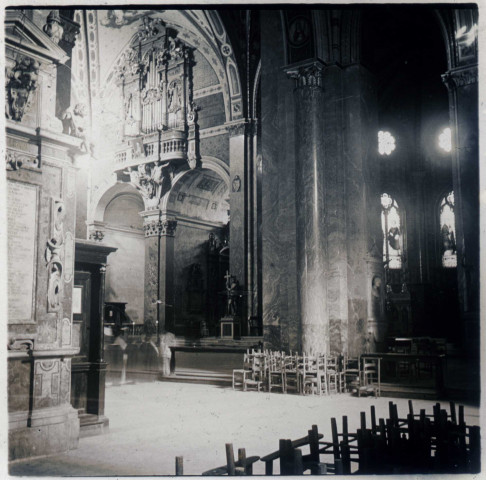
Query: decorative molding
xmin=199 ymin=125 xmax=228 ymax=139
xmin=225 ymin=120 xmax=247 ymax=137
xmin=442 ymin=63 xmax=478 ymax=90
xmin=193 ymin=84 xmax=222 ymax=99
xmin=5 ymin=56 xmax=40 ymax=121
xmin=285 ymin=59 xmax=325 ymax=89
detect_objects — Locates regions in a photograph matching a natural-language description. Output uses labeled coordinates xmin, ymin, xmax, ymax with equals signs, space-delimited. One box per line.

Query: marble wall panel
xmin=200 ymin=134 xmax=229 ymax=165
xmin=229 ymin=134 xmax=246 ymax=286
xmin=104 ymin=229 xmax=145 ymax=324
xmin=173 ymin=224 xmax=220 ymax=333
xmin=197 ymin=93 xmax=226 ymax=130
xmin=8 ymin=359 xmax=31 ymax=413
xmin=143 ymin=235 xmax=159 ymax=324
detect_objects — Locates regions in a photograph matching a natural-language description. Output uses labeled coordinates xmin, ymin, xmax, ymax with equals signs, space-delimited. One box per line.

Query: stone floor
xmin=9 ymin=379 xmax=481 ymax=477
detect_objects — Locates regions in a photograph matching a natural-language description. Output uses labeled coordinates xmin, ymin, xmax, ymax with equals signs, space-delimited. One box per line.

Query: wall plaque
xmin=7 ymin=181 xmax=38 ymax=323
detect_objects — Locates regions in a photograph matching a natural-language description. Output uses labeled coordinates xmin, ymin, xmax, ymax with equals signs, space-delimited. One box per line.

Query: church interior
xmin=4 ymin=5 xmax=482 ymax=475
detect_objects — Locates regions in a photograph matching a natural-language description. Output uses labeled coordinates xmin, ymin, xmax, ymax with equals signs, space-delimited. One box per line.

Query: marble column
xmin=442 ymin=63 xmax=479 ymax=350
xmin=286 ymin=60 xmax=328 ymax=355
xmin=141 ymin=211 xmax=177 ymax=335
xmin=226 ymin=120 xmax=248 ymax=318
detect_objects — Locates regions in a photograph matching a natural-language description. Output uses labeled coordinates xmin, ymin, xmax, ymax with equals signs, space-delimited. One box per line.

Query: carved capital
xmin=144 ymin=220 xmax=161 ymax=237
xmin=59 ymin=13 xmax=80 ymax=50
xmin=143 ymin=219 xmax=177 ymax=237
xmin=160 ymin=219 xmax=177 ymax=237
xmin=286 ymin=59 xmax=325 ymax=89
xmin=225 ymin=120 xmax=247 ymax=137
xmin=442 ymin=64 xmax=478 ymax=90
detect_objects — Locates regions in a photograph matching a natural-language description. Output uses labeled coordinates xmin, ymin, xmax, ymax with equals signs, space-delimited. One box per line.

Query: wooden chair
xmin=325 ymin=355 xmax=342 ymax=394
xmin=267 ymin=354 xmax=285 ymax=393
xmin=283 ymin=354 xmax=300 ymax=394
xmin=299 ymin=354 xmax=322 ymax=395
xmin=342 ymin=355 xmax=360 ymax=393
xmin=232 ymin=353 xmax=252 ymax=390
xmin=359 ymin=357 xmax=381 ymax=397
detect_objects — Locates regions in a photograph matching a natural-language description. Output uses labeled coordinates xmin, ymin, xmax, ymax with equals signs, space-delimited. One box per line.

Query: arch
xmin=159 ymin=156 xmax=230 ymax=214
xmin=92 ymin=181 xmax=144 ymax=223
xmin=99 ymin=15 xmax=238 ymax=123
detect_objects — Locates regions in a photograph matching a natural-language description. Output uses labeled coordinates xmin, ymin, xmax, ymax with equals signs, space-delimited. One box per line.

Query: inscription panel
xmin=7 ymin=181 xmax=38 ymax=323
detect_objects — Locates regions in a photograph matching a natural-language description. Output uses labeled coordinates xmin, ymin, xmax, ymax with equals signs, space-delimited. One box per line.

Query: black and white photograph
xmin=2 ymin=2 xmax=483 ymax=476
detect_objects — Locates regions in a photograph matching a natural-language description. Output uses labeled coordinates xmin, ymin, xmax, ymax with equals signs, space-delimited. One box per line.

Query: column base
xmin=9 ymin=405 xmax=80 ymax=462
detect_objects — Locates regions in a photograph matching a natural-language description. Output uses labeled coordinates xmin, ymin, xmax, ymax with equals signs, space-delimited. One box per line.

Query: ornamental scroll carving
xmin=45 ymin=199 xmax=65 ymax=313
xmin=5 ymin=56 xmax=40 ymax=122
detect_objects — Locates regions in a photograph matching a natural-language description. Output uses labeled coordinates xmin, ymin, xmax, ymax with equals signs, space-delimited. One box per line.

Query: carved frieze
xmin=442 ymin=64 xmax=478 ymax=90
xmin=5 ymin=56 xmax=41 ymax=121
xmin=286 ymin=60 xmax=325 ymax=89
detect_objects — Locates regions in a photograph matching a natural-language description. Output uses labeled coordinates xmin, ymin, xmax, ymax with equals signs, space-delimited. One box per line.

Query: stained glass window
xmin=381 ymin=193 xmax=402 ymax=269
xmin=378 ymin=131 xmax=396 ymax=156
xmin=439 ymin=127 xmax=451 ymax=153
xmin=440 ymin=191 xmax=457 ymax=268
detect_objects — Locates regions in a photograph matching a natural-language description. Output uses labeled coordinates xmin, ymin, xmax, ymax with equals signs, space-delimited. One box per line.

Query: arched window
xmin=381 ymin=193 xmax=402 ymax=269
xmin=439 ymin=191 xmax=457 ymax=268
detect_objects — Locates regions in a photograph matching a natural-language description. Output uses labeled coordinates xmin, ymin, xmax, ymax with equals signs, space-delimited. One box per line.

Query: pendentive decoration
xmin=5 ymin=56 xmax=40 ymax=122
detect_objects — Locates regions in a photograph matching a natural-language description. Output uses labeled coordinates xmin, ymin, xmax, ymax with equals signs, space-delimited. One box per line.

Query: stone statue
xmin=61 ymin=103 xmax=92 ymax=154
xmin=43 ymin=10 xmax=64 ymax=45
xmin=225 ymin=271 xmax=239 ymax=316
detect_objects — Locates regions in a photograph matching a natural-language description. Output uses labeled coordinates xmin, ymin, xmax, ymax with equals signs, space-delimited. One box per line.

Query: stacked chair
xmin=177 ymin=400 xmax=480 ymax=475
